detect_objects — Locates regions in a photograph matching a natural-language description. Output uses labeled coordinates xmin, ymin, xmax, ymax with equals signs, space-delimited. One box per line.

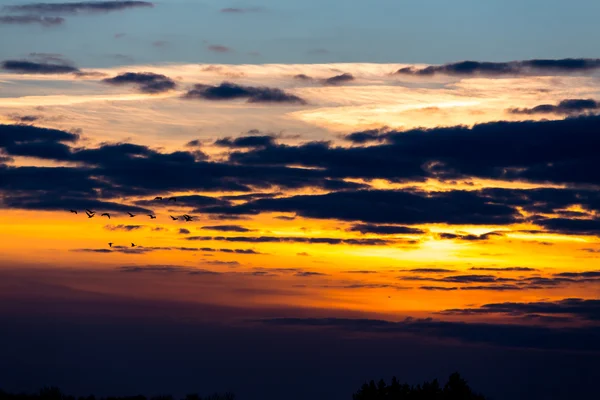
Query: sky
xmin=1 ymin=2 xmax=600 ymax=400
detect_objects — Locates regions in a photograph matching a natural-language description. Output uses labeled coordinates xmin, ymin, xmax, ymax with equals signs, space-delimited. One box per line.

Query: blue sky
xmin=1 ymin=0 xmax=600 ymax=67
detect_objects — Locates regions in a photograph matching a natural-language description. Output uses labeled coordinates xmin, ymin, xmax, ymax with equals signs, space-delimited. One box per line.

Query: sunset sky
xmin=1 ymin=2 xmax=599 ymax=400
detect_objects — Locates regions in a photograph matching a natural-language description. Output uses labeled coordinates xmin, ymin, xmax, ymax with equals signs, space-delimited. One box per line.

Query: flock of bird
xmin=68 ymin=196 xmax=195 ymax=248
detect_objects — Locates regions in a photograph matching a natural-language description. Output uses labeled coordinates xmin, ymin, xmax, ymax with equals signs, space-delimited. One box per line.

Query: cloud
xmin=183 ymin=82 xmax=306 ymax=104
xmin=322 ymin=73 xmax=354 ymax=85
xmin=396 ymin=58 xmax=600 ymax=76
xmin=532 ymin=217 xmax=600 ymax=235
xmin=220 ymin=7 xmax=263 ymax=13
xmin=256 ymin=315 xmax=600 ymax=352
xmin=186 ymin=235 xmax=391 ymax=246
xmin=293 ymin=74 xmax=312 ymax=81
xmin=4 ymin=1 xmax=154 ymax=15
xmin=469 ymin=267 xmax=538 ymax=272
xmin=207 ymin=45 xmax=232 ymax=53
xmin=1 ymin=59 xmax=79 ymax=74
xmin=458 ymin=285 xmax=526 ymax=291
xmin=102 ymin=72 xmax=176 ymax=93
xmin=406 ymin=268 xmax=456 ymax=273
xmin=104 ymin=224 xmax=144 ymax=231
xmin=437 ymin=231 xmax=504 ymax=241
xmin=344 ymin=129 xmax=388 ymax=144
xmin=117 ymin=265 xmax=221 ymax=274
xmin=179 ymin=228 xmax=190 ymax=234
xmin=226 ymin=114 xmax=600 ymax=187
xmin=509 ymin=99 xmax=600 ymax=115
xmin=214 ymin=135 xmax=275 ymax=148
xmin=0 ymin=15 xmax=64 ymax=26
xmin=203 ymin=189 xmax=520 ymax=226
xmin=349 ymin=224 xmax=426 ymax=235
xmin=420 ymin=286 xmax=458 ymax=291
xmin=440 ymin=298 xmax=600 ymax=322
xmin=295 ymin=271 xmax=328 ymax=277
xmin=200 ymin=225 xmax=253 ymax=232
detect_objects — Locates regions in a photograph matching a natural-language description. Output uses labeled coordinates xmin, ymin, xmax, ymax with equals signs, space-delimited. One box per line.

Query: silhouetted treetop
xmin=353 ymin=372 xmax=486 ymax=400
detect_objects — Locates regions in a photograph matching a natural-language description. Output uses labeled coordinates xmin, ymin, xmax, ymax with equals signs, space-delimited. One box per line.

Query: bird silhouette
xmin=183 ymin=215 xmax=193 ymax=221
xmin=108 ymin=243 xmax=113 ymax=248
xmin=86 ymin=212 xmax=94 ymax=218
xmin=85 ymin=209 xmax=95 ymax=215
xmin=127 ymin=212 xmax=135 ymax=217
xmin=170 ymin=215 xmax=178 ymax=220
xmin=148 ymin=214 xmax=156 ymax=219
xmin=101 ymin=213 xmax=110 ymax=219
xmin=168 ymin=197 xmax=176 ymax=202
xmin=154 ymin=196 xmax=163 ymax=200
xmin=131 ymin=243 xmax=136 ymax=247
xmin=69 ymin=209 xmax=77 ymax=214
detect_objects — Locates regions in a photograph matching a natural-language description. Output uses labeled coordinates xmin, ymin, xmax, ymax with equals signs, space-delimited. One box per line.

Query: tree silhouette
xmin=353 ymin=372 xmax=486 ymax=400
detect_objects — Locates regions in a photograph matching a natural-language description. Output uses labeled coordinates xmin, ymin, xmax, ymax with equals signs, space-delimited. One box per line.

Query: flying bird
xmin=108 ymin=243 xmax=113 ymax=248
xmin=183 ymin=215 xmax=193 ymax=221
xmin=168 ymin=197 xmax=176 ymax=202
xmin=148 ymin=214 xmax=156 ymax=219
xmin=69 ymin=209 xmax=77 ymax=214
xmin=101 ymin=213 xmax=110 ymax=219
xmin=127 ymin=212 xmax=135 ymax=217
xmin=86 ymin=211 xmax=94 ymax=218
xmin=131 ymin=243 xmax=136 ymax=247
xmin=85 ymin=209 xmax=95 ymax=215
xmin=170 ymin=215 xmax=178 ymax=220
xmin=154 ymin=196 xmax=163 ymax=200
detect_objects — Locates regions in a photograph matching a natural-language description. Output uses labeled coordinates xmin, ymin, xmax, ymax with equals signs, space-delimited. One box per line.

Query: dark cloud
xmin=406 ymin=268 xmax=456 ymax=273
xmin=554 ymin=271 xmax=600 ymax=278
xmin=185 ymin=139 xmax=202 ymax=147
xmin=459 ymin=285 xmax=526 ymax=291
xmin=104 ymin=224 xmax=143 ymax=231
xmin=469 ymin=267 xmax=539 ymax=272
xmin=439 ymin=274 xmax=501 ymax=283
xmin=178 ymin=228 xmax=190 ymax=234
xmin=1 ymin=59 xmax=79 ymax=74
xmin=117 ymin=265 xmax=221 ymax=274
xmin=203 ymin=189 xmax=520 ymax=226
xmin=7 ymin=114 xmax=40 ymax=123
xmin=532 ymin=217 xmax=600 ymax=235
xmin=420 ymin=286 xmax=458 ymax=291
xmin=220 ymin=7 xmax=263 ymax=13
xmin=0 ymin=15 xmax=64 ymax=26
xmin=4 ymin=1 xmax=154 ymax=14
xmin=509 ymin=99 xmax=600 ymax=115
xmin=295 ymin=271 xmax=328 ymax=277
xmin=186 ymin=235 xmax=391 ymax=246
xmin=275 ymin=215 xmax=296 ymax=221
xmin=343 ymin=270 xmax=379 ymax=274
xmin=344 ymin=129 xmax=388 ymax=144
xmin=200 ymin=225 xmax=253 ymax=232
xmin=207 ymin=45 xmax=232 ymax=53
xmin=322 ymin=73 xmax=354 ymax=85
xmin=396 ymin=58 xmax=600 ymax=76
xmin=440 ymin=298 xmax=600 ymax=322
xmin=293 ymin=74 xmax=312 ymax=80
xmin=214 ymin=135 xmax=275 ymax=148
xmin=437 ymin=231 xmax=504 ymax=241
xmin=257 ymin=316 xmax=600 ymax=352
xmin=183 ymin=82 xmax=306 ymax=104
xmin=349 ymin=224 xmax=425 ymax=235
xmin=226 ymin=114 xmax=600 ymax=187
xmin=102 ymin=72 xmax=176 ymax=93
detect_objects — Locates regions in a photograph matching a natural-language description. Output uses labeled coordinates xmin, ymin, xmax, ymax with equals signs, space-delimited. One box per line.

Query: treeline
xmin=353 ymin=372 xmax=487 ymax=400
xmin=0 ymin=388 xmax=234 ymax=400
xmin=1 ymin=373 xmax=485 ymax=400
